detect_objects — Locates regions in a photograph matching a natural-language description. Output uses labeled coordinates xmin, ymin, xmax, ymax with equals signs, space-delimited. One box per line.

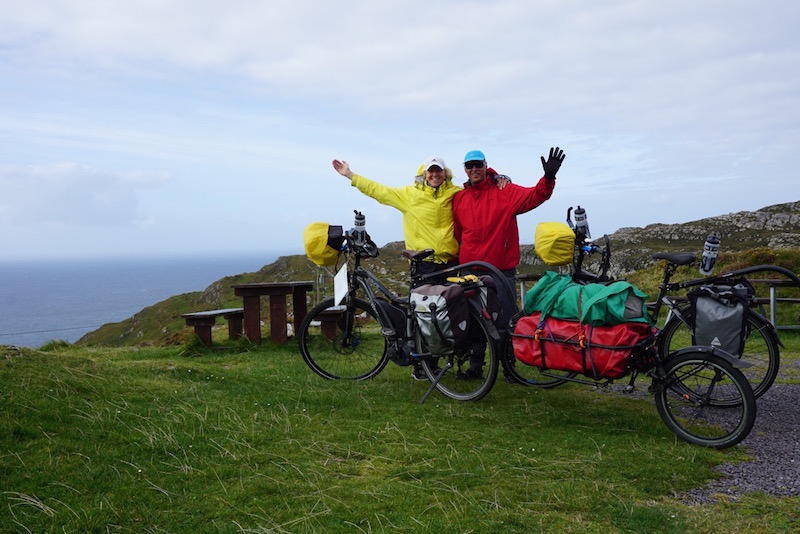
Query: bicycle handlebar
xmin=342 ymin=229 xmax=379 ymax=258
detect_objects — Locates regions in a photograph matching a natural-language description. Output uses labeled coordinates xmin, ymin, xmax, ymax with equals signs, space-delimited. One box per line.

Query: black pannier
xmin=687 ymin=280 xmax=755 ymax=356
xmin=374 ymin=297 xmax=406 ymax=337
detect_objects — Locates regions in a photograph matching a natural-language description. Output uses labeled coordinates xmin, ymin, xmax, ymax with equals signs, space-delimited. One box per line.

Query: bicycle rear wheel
xmin=653 ymin=352 xmax=756 ymax=449
xmin=659 ymin=307 xmax=779 ymax=399
xmin=499 ymin=337 xmax=576 ymax=387
xmin=299 ymin=297 xmax=389 ymax=380
xmin=419 ymin=310 xmax=499 ymax=401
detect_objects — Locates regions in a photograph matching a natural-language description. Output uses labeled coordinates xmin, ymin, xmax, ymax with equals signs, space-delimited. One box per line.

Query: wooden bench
xmin=318 ymin=307 xmax=345 ymax=341
xmin=182 ymin=308 xmax=244 ymax=347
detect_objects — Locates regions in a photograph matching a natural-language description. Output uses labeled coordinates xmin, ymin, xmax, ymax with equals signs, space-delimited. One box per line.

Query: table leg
xmin=269 ymin=294 xmax=288 ymax=344
xmin=225 ymin=311 xmax=243 ymax=340
xmin=293 ymin=287 xmax=309 ymax=327
xmin=242 ymin=295 xmax=262 ymax=344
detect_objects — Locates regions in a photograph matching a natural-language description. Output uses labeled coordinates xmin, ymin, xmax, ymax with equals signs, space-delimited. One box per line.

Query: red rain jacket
xmin=453 ymin=173 xmax=555 ymax=270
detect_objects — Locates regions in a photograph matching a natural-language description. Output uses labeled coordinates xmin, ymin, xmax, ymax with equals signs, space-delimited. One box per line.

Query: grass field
xmin=2 ymin=338 xmax=799 ymax=533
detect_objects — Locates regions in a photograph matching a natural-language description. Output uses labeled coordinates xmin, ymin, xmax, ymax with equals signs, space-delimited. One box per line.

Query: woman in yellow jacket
xmin=332 ymin=156 xmax=461 ymax=276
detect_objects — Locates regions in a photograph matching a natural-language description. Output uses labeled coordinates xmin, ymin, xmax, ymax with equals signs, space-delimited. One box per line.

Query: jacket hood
xmin=414 ymin=162 xmax=454 ymax=187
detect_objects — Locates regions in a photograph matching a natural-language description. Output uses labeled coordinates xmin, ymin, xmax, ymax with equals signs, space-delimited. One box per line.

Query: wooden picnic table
xmin=232 ymin=281 xmax=314 ymax=344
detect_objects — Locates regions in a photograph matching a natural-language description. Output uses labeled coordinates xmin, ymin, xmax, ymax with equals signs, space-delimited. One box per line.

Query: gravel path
xmin=681 ymin=382 xmax=800 ymax=503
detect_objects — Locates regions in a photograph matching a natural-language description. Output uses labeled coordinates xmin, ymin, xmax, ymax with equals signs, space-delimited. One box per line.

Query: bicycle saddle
xmin=652 ymin=252 xmax=696 ymax=266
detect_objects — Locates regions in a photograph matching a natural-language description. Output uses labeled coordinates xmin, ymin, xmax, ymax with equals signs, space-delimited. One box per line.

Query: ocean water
xmin=0 ymin=253 xmax=286 ymax=348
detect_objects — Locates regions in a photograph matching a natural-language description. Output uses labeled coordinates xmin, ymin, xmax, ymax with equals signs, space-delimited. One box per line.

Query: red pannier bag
xmin=512 ymin=312 xmax=654 ymax=380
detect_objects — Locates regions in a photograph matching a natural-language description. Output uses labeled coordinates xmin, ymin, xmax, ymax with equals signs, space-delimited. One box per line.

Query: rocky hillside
xmin=79 ymin=200 xmax=800 ymax=347
xmin=521 ymin=200 xmax=800 ymax=277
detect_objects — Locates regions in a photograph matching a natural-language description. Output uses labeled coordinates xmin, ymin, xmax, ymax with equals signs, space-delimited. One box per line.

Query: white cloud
xmin=0 ymin=163 xmax=170 ymax=226
xmin=0 ymin=0 xmax=798 ymax=259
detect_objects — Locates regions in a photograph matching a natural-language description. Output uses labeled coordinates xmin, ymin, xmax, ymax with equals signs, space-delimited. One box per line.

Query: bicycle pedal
xmin=380 ymin=327 xmax=397 ymax=337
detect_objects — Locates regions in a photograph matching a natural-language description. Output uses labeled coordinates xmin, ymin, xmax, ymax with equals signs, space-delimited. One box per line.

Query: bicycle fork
xmin=339 ymin=295 xmax=359 ymax=349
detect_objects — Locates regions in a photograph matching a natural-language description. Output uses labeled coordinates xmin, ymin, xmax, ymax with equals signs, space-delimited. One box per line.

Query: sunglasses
xmin=464 ymin=160 xmax=484 ymax=170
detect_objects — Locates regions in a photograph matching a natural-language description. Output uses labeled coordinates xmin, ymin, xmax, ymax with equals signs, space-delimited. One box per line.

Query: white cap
xmin=423 ymin=156 xmax=446 ymax=171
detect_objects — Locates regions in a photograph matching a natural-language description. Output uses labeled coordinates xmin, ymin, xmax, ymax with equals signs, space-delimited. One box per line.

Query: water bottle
xmin=699 ymin=233 xmax=720 ymax=276
xmin=352 ymin=211 xmax=366 ymax=246
xmin=574 ymin=205 xmax=591 ymax=240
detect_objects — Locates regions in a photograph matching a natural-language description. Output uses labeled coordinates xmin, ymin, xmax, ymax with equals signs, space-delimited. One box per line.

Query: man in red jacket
xmin=453 ymin=147 xmax=565 ymax=379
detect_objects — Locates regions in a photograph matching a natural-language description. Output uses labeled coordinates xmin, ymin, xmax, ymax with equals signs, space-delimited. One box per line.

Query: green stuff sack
xmin=303 ymin=222 xmax=344 ymax=267
xmin=534 ymin=222 xmax=575 ymax=266
xmin=524 ymin=271 xmax=650 ymax=325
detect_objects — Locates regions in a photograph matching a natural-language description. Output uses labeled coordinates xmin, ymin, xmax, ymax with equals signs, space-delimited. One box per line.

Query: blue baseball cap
xmin=463 ymin=150 xmax=486 ymax=163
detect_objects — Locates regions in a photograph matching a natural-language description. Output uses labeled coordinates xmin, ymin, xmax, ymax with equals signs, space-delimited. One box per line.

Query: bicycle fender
xmin=670 ymin=345 xmax=753 ymax=369
xmin=761 ymin=317 xmax=785 ymax=349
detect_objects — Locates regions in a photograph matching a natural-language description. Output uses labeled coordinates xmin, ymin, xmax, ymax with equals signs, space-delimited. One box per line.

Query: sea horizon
xmin=0 ymin=251 xmax=297 ymax=348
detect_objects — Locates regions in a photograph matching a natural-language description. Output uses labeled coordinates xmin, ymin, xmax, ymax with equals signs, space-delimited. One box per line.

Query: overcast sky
xmin=1 ymin=1 xmax=797 ymax=261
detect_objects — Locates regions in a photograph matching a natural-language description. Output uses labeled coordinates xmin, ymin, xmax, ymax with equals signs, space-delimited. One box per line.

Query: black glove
xmin=540 ymin=147 xmax=565 ymax=180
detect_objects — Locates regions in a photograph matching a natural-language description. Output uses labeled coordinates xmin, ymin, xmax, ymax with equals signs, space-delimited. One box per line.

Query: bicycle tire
xmin=653 ymin=352 xmax=756 ymax=449
xmin=419 ymin=308 xmax=499 ymax=401
xmin=299 ymin=297 xmax=389 ymax=380
xmin=499 ymin=337 xmax=576 ymax=387
xmin=658 ymin=306 xmax=780 ymax=400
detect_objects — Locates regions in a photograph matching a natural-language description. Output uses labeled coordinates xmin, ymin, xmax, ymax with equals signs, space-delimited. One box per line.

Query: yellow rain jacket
xmin=350 ymin=163 xmax=461 ymax=264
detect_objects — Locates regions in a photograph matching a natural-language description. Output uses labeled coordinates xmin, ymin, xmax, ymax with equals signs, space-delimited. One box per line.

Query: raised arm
xmin=508 ymin=147 xmax=564 ymax=214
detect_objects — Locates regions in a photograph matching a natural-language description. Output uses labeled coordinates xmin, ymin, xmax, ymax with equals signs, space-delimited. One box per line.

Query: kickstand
xmin=418 ymin=362 xmax=452 ymax=404
xmin=622 ymin=372 xmax=637 ymax=393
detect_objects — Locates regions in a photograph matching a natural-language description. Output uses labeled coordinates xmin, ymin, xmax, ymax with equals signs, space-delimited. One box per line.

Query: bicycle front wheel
xmin=299 ymin=297 xmax=389 ymax=380
xmin=653 ymin=352 xmax=756 ymax=449
xmin=420 ymin=310 xmax=499 ymax=401
xmin=659 ymin=307 xmax=779 ymax=399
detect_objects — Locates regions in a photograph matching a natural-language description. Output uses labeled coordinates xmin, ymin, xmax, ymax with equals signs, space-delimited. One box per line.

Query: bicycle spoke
xmin=654 ymin=353 xmax=756 ymax=448
xmin=420 ymin=311 xmax=498 ymax=401
xmin=299 ymin=297 xmax=388 ymax=380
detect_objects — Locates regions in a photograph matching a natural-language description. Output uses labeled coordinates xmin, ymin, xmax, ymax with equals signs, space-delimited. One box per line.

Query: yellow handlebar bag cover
xmin=303 ymin=222 xmax=344 ymax=267
xmin=534 ymin=222 xmax=575 ymax=266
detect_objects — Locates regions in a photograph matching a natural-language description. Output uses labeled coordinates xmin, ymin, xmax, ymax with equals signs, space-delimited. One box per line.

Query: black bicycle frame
xmin=337 ymin=251 xmax=408 ymax=347
xmin=339 ymin=252 xmax=517 ymax=349
xmin=650 ymin=264 xmax=800 ymax=324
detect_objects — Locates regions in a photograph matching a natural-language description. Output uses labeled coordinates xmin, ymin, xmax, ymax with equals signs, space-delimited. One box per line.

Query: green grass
xmin=2 ymin=342 xmax=799 ymax=533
